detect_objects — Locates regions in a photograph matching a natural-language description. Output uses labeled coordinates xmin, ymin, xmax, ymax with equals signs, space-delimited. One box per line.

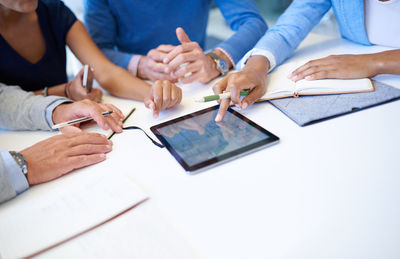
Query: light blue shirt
xmin=240 ymin=0 xmax=371 ymax=70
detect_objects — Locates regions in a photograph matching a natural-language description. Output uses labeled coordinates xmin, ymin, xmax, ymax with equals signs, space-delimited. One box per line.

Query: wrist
xmin=206 ymin=55 xmax=221 ymax=80
xmin=369 ymin=52 xmax=387 ymax=76
xmin=137 ymin=56 xmax=149 ymax=80
xmin=128 ymin=55 xmax=143 ymax=77
xmin=242 ymin=55 xmax=270 ymax=82
xmin=52 ymin=103 xmax=68 ymax=125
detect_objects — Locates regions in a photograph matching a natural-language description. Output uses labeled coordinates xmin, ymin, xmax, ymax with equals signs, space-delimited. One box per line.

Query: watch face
xmin=218 ymin=58 xmax=229 ymax=72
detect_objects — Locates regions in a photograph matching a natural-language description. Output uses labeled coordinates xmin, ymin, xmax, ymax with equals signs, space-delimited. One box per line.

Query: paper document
xmin=0 ymin=164 xmax=148 ymax=258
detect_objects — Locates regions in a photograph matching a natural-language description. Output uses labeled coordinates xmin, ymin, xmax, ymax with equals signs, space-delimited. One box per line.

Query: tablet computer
xmin=150 ymin=105 xmax=279 ymax=174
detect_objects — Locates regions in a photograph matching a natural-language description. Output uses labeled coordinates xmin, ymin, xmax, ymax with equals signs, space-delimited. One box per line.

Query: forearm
xmin=33 ymin=83 xmax=67 ymax=97
xmin=96 ymin=65 xmax=152 ymax=101
xmin=0 ymin=84 xmax=68 ymax=130
xmin=215 ymin=0 xmax=268 ymax=64
xmin=372 ymin=50 xmax=400 ymax=75
xmin=251 ymin=0 xmax=331 ymax=67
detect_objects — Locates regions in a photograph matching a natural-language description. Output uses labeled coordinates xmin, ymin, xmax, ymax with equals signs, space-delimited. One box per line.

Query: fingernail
xmin=287 ymin=73 xmax=293 ymax=79
xmin=164 ymin=67 xmax=169 ymax=73
xmin=215 ymin=114 xmax=221 ymax=122
xmin=305 ymin=76 xmax=312 ymax=80
xmin=100 ymin=154 xmax=106 ymax=159
xmin=242 ymin=102 xmax=248 ymax=109
xmin=291 ymin=75 xmax=298 ymax=81
xmin=163 ymin=58 xmax=168 ymax=63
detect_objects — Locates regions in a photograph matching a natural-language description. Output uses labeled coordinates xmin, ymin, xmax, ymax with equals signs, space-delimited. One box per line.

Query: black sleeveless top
xmin=0 ymin=0 xmax=77 ymax=91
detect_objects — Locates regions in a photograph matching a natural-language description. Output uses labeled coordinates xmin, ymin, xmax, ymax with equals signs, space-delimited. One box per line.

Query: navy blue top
xmin=0 ymin=0 xmax=77 ymax=91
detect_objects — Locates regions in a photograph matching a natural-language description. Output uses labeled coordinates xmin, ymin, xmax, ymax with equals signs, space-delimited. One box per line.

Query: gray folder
xmin=269 ymin=80 xmax=400 ymax=126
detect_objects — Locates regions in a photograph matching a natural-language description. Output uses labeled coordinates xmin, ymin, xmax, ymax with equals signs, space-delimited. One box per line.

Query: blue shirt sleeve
xmin=250 ymin=0 xmax=332 ymax=67
xmin=0 ymin=150 xmax=29 ymax=196
xmin=83 ymin=0 xmax=133 ymax=69
xmin=214 ymin=0 xmax=268 ymax=64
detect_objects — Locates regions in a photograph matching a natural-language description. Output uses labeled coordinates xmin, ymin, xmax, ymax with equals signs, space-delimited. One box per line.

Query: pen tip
xmin=194 ymin=98 xmax=204 ymax=103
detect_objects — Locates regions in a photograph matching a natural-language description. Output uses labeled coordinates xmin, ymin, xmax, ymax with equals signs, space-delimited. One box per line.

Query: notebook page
xmin=295 ymin=78 xmax=374 ymax=95
xmin=261 ymin=62 xmax=296 ymax=100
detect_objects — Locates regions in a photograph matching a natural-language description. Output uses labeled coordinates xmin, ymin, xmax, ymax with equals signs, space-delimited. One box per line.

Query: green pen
xmin=195 ymin=90 xmax=250 ymax=102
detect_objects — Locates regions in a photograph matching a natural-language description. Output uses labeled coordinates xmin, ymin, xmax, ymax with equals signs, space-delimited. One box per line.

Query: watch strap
xmin=9 ymin=151 xmax=28 ymax=179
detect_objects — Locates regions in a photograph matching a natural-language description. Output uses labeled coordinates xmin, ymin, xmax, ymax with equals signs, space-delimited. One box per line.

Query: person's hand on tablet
xmin=144 ymin=80 xmax=182 ymax=118
xmin=52 ymin=100 xmax=124 ymax=133
xmin=213 ymin=55 xmax=270 ymax=122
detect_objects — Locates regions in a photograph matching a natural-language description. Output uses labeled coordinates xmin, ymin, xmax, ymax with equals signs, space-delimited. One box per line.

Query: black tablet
xmin=150 ymin=105 xmax=279 ymax=174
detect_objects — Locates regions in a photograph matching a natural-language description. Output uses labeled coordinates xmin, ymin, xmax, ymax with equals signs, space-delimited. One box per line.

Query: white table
xmin=1 ymin=34 xmax=400 ymax=259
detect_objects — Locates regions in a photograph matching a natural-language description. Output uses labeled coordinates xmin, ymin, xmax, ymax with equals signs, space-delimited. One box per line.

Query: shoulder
xmin=39 ymin=0 xmax=71 ymax=13
xmin=38 ymin=0 xmax=77 ymax=36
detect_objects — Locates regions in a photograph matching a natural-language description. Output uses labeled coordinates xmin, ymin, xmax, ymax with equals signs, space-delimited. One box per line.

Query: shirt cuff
xmin=0 ymin=150 xmax=29 ymax=195
xmin=128 ymin=55 xmax=143 ymax=77
xmin=238 ymin=48 xmax=277 ymax=72
xmin=45 ymin=99 xmax=73 ymax=129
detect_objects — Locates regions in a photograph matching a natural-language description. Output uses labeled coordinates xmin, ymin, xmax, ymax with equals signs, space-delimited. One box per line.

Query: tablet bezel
xmin=150 ymin=105 xmax=279 ymax=173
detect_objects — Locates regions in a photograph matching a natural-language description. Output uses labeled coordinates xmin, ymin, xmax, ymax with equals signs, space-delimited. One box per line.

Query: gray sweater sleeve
xmin=0 ymin=83 xmax=69 ymax=131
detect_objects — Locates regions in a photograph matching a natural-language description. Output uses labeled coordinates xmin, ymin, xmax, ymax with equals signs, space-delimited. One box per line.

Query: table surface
xmin=1 ymin=33 xmax=399 ymax=259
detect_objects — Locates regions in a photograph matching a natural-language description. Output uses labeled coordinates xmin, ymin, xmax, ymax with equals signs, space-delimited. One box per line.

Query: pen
xmin=195 ymin=90 xmax=250 ymax=102
xmin=51 ymin=111 xmax=113 ymax=129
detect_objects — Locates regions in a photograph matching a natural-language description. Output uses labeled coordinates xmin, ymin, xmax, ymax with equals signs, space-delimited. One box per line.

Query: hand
xmin=288 ymin=54 xmax=380 ymax=82
xmin=137 ymin=45 xmax=176 ymax=82
xmin=67 ymin=66 xmax=103 ymax=102
xmin=144 ymin=80 xmax=182 ymax=118
xmin=52 ymin=99 xmax=124 ymax=133
xmin=163 ymin=27 xmax=220 ymax=84
xmin=20 ymin=133 xmax=112 ymax=185
xmin=213 ymin=55 xmax=270 ymax=122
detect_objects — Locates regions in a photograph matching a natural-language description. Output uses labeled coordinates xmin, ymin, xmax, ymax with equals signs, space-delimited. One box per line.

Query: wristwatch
xmin=206 ymin=52 xmax=229 ymax=76
xmin=9 ymin=151 xmax=28 ymax=179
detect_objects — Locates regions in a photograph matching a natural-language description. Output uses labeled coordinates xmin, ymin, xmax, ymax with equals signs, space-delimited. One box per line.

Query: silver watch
xmin=206 ymin=52 xmax=229 ymax=76
xmin=9 ymin=151 xmax=28 ymax=179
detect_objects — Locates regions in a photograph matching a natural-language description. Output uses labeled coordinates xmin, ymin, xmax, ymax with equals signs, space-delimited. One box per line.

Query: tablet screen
xmin=151 ymin=106 xmax=279 ymax=173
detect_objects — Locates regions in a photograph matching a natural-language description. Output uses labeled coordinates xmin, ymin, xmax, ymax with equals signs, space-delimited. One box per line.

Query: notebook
xmin=268 ymin=80 xmax=400 ymax=126
xmin=258 ymin=62 xmax=374 ymax=101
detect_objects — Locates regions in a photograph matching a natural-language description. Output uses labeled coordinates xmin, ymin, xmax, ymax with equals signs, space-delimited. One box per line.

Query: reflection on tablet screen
xmin=158 ymin=109 xmax=270 ymax=167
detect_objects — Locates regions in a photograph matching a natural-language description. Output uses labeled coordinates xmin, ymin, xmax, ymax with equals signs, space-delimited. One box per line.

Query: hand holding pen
xmin=211 ymin=56 xmax=270 ymax=122
xmin=51 ymin=100 xmax=124 ymax=133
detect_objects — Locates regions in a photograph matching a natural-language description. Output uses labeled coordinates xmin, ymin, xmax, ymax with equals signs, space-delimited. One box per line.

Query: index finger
xmin=156 ymin=44 xmax=176 ymax=53
xmin=163 ymin=43 xmax=198 ymax=64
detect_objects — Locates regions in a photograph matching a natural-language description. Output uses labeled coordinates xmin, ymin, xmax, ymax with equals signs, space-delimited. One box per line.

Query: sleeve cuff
xmin=128 ymin=55 xmax=143 ymax=77
xmin=0 ymin=150 xmax=29 ymax=195
xmin=238 ymin=48 xmax=277 ymax=72
xmin=45 ymin=99 xmax=73 ymax=129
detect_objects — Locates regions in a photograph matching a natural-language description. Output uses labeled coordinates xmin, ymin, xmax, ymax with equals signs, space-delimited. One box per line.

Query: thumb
xmin=176 ymin=27 xmax=191 ymax=44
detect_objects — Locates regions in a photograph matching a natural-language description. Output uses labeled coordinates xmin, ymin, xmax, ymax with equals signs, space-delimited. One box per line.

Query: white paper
xmin=0 ymin=161 xmax=148 ymax=258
